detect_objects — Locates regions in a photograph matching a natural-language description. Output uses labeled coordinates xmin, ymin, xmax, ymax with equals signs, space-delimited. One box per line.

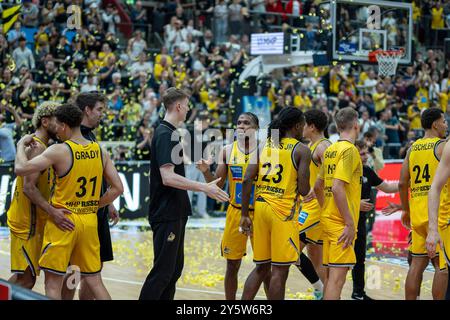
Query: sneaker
xmin=351 ymin=292 xmax=374 ymax=300
xmin=313 ymin=289 xmax=323 ymax=300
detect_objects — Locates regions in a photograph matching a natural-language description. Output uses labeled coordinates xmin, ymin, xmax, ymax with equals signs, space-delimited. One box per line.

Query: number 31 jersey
xmin=255 ymin=137 xmax=300 ymax=220
xmin=51 ymin=140 xmax=104 ymax=214
xmin=408 ymin=137 xmax=445 ymax=228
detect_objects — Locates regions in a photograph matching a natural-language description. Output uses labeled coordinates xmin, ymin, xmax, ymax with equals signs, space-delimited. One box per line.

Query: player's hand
xmin=302 ymin=188 xmax=316 ymax=203
xmin=18 ymin=134 xmax=37 ymax=148
xmin=195 ymin=157 xmax=212 ymax=173
xmin=48 ymin=207 xmax=74 ymax=231
xmin=108 ymin=205 xmax=120 ymax=226
xmin=426 ymin=228 xmax=442 ymax=259
xmin=360 ymin=199 xmax=374 ymax=212
xmin=204 ymin=178 xmax=229 ymax=202
xmin=401 ymin=210 xmax=411 ymax=229
xmin=239 ymin=215 xmax=252 ymax=237
xmin=338 ymin=224 xmax=355 ymax=249
xmin=381 ymin=201 xmax=402 ymax=216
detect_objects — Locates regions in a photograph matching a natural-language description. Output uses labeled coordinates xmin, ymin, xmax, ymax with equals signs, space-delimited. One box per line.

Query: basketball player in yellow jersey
xmin=297 ymin=109 xmax=331 ymax=285
xmin=427 ymin=126 xmax=450 ymax=301
xmin=14 ymin=103 xmax=124 ymax=300
xmin=399 ymin=107 xmax=448 ymax=300
xmin=196 ymin=112 xmax=270 ymax=300
xmin=240 ymin=107 xmax=311 ymax=300
xmin=7 ymin=102 xmax=73 ymax=289
xmin=315 ymin=107 xmax=362 ymax=300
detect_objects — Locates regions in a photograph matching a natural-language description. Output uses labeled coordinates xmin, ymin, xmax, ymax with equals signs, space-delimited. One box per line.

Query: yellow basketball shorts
xmin=10 ymin=231 xmax=44 ymax=277
xmin=439 ymin=225 xmax=450 ymax=270
xmin=300 ymin=222 xmax=323 ymax=245
xmin=322 ymin=221 xmax=356 ymax=268
xmin=221 ymin=205 xmax=254 ymax=260
xmin=39 ymin=213 xmax=101 ymax=275
xmin=252 ymin=199 xmax=300 ymax=265
xmin=410 ymin=223 xmax=440 ymax=257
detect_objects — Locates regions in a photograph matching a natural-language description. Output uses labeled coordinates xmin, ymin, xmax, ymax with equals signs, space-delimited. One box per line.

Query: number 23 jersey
xmin=51 ymin=140 xmax=104 ymax=214
xmin=255 ymin=137 xmax=301 ymax=219
xmin=408 ymin=137 xmax=445 ymax=227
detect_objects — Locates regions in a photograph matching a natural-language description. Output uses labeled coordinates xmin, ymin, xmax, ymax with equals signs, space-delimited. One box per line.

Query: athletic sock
xmin=312 ymin=279 xmax=324 ymax=292
xmin=297 ymin=252 xmax=320 ymax=284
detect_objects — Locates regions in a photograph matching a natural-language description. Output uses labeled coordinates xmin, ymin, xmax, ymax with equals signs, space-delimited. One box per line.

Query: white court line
xmin=102 ymin=276 xmax=267 ymax=299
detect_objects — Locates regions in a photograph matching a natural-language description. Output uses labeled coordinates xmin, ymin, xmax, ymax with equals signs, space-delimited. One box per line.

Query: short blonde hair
xmin=32 ymin=101 xmax=60 ymax=129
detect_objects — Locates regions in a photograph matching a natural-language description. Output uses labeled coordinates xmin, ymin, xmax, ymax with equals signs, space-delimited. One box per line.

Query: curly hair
xmin=32 ymin=101 xmax=60 ymax=129
xmin=55 ymin=103 xmax=83 ymax=128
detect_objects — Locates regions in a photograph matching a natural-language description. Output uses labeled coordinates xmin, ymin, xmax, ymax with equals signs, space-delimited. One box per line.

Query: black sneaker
xmin=351 ymin=292 xmax=374 ymax=300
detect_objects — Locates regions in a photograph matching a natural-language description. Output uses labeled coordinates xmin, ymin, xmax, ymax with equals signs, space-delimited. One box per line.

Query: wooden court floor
xmin=0 ymin=228 xmax=437 ymax=300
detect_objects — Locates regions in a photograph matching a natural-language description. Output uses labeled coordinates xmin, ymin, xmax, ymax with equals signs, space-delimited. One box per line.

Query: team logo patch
xmin=230 ymin=166 xmax=243 ymax=181
xmin=223 ymin=247 xmax=231 ymax=255
xmin=298 ymin=211 xmax=309 ymax=226
xmin=167 ymin=232 xmax=176 ymax=242
xmin=235 ymin=183 xmax=255 ymax=205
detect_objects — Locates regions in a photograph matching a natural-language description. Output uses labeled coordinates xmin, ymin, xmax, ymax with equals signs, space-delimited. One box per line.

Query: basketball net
xmin=370 ymin=49 xmax=405 ymax=77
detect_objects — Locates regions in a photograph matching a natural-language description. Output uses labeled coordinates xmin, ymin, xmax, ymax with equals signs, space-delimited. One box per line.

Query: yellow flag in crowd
xmin=1 ymin=4 xmax=22 ymax=34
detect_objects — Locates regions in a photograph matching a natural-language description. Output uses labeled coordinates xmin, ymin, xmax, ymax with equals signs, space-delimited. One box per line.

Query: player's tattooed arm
xmin=15 ymin=135 xmax=60 ymax=176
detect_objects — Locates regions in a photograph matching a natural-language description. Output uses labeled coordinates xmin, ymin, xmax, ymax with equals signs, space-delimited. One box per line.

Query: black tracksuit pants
xmin=139 ymin=218 xmax=187 ymax=300
xmin=352 ymin=212 xmax=367 ymax=295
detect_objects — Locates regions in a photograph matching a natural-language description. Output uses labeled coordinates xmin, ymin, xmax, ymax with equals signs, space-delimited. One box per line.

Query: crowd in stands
xmin=1 ymin=0 xmax=450 ymax=166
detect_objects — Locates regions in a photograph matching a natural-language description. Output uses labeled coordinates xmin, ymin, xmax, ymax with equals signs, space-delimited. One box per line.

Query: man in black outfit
xmin=139 ymin=87 xmax=229 ymax=300
xmin=352 ymin=140 xmax=398 ymax=300
xmin=62 ymin=91 xmax=120 ymax=300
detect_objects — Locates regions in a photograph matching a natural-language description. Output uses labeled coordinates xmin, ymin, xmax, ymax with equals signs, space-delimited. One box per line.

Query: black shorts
xmin=97 ymin=206 xmax=113 ymax=262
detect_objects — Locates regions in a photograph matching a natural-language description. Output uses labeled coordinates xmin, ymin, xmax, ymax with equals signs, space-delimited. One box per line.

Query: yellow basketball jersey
xmin=439 ymin=179 xmax=450 ymax=229
xmin=302 ymin=138 xmax=330 ymax=214
xmin=255 ymin=137 xmax=300 ymax=219
xmin=227 ymin=141 xmax=256 ymax=209
xmin=7 ymin=136 xmax=54 ymax=239
xmin=409 ymin=137 xmax=444 ymax=227
xmin=51 ymin=140 xmax=103 ymax=214
xmin=320 ymin=140 xmax=362 ymax=226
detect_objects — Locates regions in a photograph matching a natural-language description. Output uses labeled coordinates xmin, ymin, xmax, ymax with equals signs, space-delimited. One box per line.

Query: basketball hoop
xmin=369 ymin=49 xmax=405 ymax=78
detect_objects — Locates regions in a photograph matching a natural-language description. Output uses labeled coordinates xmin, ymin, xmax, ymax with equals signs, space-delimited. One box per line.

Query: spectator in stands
xmin=381 ymin=109 xmax=404 ymax=159
xmin=127 ymin=30 xmax=147 ymax=61
xmin=0 ymin=96 xmax=22 ymax=162
xmin=431 ymin=1 xmax=444 ymax=46
xmin=21 ymin=0 xmax=39 ymax=28
xmin=214 ymin=0 xmax=229 ymax=44
xmin=12 ymin=37 xmax=35 ymax=70
xmin=266 ymin=0 xmax=284 ymax=25
xmin=135 ymin=126 xmax=153 ymax=161
xmin=373 ymin=83 xmax=389 ymax=118
xmin=41 ymin=0 xmax=57 ymax=25
xmin=359 ymin=109 xmax=376 ymax=137
xmin=130 ymin=52 xmax=153 ymax=79
xmin=81 ymin=74 xmax=98 ymax=93
xmin=102 ymin=3 xmax=121 ymax=35
xmin=7 ymin=22 xmax=25 ymax=49
xmin=229 ymin=0 xmax=243 ymax=37
xmin=285 ymin=0 xmax=303 ymax=27
xmin=130 ymin=0 xmax=148 ymax=34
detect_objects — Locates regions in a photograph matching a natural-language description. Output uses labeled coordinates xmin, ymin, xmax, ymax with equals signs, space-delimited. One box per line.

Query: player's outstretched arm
xmin=398 ymin=148 xmax=411 ymax=228
xmin=98 ymin=148 xmax=124 ymax=208
xmin=295 ymin=143 xmax=311 ymax=197
xmin=196 ymin=145 xmax=229 ymax=188
xmin=15 ymin=135 xmax=59 ymax=176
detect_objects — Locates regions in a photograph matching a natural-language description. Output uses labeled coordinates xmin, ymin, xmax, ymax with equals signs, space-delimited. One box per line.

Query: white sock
xmin=312 ymin=280 xmax=324 ymax=292
xmin=417 ymin=296 xmax=420 ymax=300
